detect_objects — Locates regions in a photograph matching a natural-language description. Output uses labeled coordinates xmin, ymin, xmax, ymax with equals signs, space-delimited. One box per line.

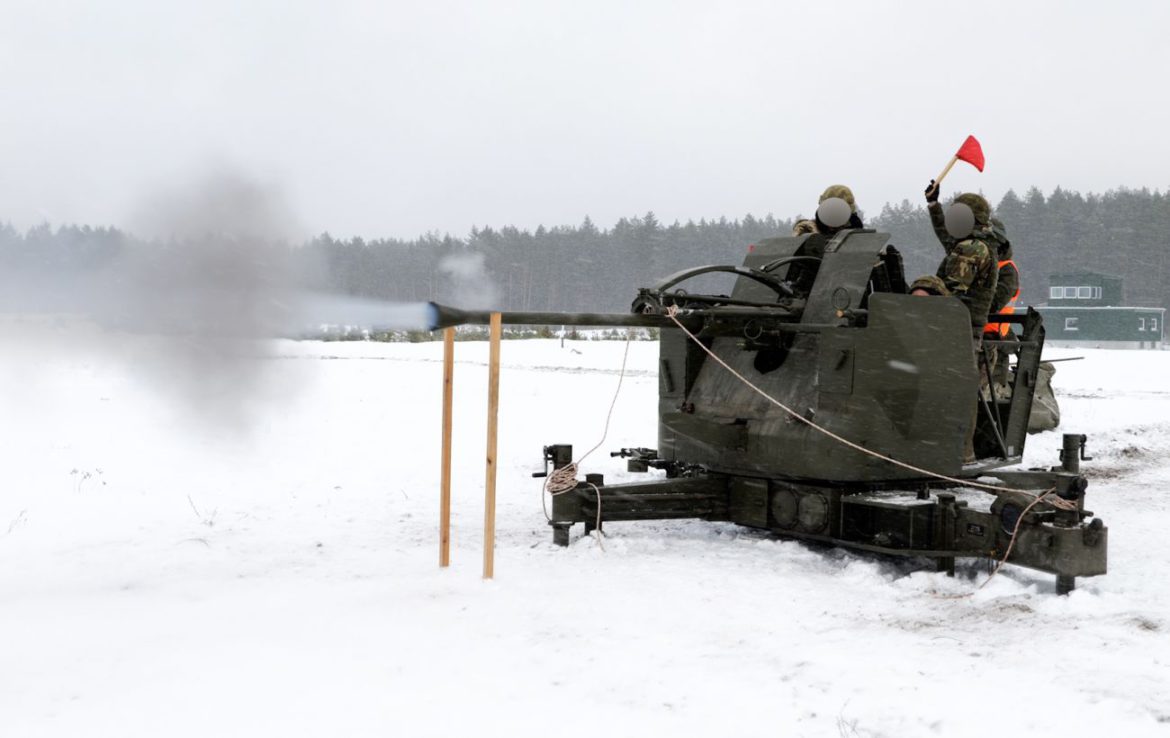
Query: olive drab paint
xmin=430 ymin=227 xmax=1108 ymax=593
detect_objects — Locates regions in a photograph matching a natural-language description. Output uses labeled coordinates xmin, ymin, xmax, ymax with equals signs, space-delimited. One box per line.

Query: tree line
xmin=3 ymin=186 xmax=1168 ymax=315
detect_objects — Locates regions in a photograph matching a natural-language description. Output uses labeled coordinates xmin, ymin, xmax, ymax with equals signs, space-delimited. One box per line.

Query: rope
xmin=978 ymin=490 xmax=1055 ymax=589
xmin=540 ymin=330 xmax=636 ymax=548
xmin=929 ymin=488 xmax=1064 ymax=599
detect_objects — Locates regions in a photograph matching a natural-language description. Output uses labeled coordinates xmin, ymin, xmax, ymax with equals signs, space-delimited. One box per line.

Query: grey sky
xmin=2 ymin=0 xmax=1167 ymax=240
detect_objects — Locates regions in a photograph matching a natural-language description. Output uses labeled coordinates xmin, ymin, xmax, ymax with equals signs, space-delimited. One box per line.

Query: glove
xmin=924 ymin=180 xmax=940 ymax=203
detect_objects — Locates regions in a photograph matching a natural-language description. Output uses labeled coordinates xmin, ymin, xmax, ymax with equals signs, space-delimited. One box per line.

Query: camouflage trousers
xmin=981 ymin=331 xmax=1015 ymax=399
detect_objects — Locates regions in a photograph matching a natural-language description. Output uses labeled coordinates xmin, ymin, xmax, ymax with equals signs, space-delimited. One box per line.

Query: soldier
xmin=792 ymin=185 xmax=864 ymax=236
xmin=908 ymin=274 xmax=950 ymax=297
xmin=924 ymin=186 xmax=998 ymax=463
xmin=984 ymin=216 xmax=1020 ymax=337
xmin=922 ymin=186 xmax=999 ymax=339
xmin=928 ymin=186 xmax=1020 ymax=373
xmin=981 ymin=216 xmax=1060 ymax=431
xmin=928 ymin=191 xmax=1020 ymax=334
xmin=976 ymin=216 xmax=1020 ymax=393
xmin=783 ymin=185 xmax=864 ymax=296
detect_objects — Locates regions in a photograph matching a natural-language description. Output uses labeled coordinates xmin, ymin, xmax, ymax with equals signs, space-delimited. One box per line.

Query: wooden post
xmin=483 ymin=313 xmax=502 ymax=579
xmin=439 ymin=327 xmax=455 ymax=567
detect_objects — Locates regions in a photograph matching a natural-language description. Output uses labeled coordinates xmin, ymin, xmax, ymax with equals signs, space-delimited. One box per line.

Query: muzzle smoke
xmin=1 ymin=169 xmax=312 ymax=429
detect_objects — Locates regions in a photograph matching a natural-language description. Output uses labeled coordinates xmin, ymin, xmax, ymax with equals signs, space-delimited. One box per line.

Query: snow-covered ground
xmin=2 ymin=323 xmax=1168 ymax=737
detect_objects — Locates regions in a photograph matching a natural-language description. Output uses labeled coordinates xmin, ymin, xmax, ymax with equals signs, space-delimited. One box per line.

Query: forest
xmin=2 ymin=186 xmax=1167 ymax=316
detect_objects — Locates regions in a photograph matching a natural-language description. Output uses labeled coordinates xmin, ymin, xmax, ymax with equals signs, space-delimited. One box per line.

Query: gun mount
xmin=432 ymin=228 xmax=1106 ymax=593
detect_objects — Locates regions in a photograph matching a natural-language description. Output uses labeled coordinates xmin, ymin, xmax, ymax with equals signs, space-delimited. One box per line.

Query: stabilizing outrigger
xmin=431 ymin=228 xmax=1106 ymax=594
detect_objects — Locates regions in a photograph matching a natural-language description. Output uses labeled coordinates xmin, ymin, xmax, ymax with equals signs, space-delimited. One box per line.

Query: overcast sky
xmin=2 ymin=0 xmax=1168 ymax=240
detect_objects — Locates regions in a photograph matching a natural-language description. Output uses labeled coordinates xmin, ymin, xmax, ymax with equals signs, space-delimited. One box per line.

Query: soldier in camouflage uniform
xmin=923 ymin=188 xmax=998 ymax=462
xmin=926 ymin=185 xmax=1015 ymax=325
xmin=923 ymin=190 xmax=999 ymax=339
xmin=982 ymin=216 xmax=1060 ymax=431
xmin=909 ymin=274 xmax=950 ymax=297
xmin=985 ymin=216 xmax=1019 ymax=323
xmin=792 ymin=185 xmax=864 ymax=236
xmin=978 ymin=216 xmax=1020 ymax=391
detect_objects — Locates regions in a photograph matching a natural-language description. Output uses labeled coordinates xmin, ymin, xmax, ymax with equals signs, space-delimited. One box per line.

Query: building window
xmin=1065 ymin=317 xmax=1079 ymax=331
xmin=1050 ymin=285 xmax=1103 ymax=300
xmin=1139 ymin=317 xmax=1147 ymax=332
xmin=1153 ymin=318 xmax=1160 ymax=333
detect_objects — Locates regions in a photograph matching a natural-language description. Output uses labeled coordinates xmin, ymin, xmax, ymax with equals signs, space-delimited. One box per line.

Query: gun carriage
xmin=431 ymin=228 xmax=1106 ymax=593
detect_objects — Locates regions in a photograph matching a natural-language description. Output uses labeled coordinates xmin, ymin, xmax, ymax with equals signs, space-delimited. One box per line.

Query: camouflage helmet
xmin=819 ymin=185 xmax=857 ymax=213
xmin=909 ymin=274 xmax=950 ymax=296
xmin=954 ymin=193 xmax=991 ymax=226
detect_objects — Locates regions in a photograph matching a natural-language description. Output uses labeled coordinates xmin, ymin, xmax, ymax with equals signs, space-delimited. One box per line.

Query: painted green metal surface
xmin=435 ymin=228 xmax=1108 ymax=592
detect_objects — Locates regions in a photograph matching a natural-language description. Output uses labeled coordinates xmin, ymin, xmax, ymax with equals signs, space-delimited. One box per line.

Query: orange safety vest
xmin=984 ymin=259 xmax=1020 ymax=337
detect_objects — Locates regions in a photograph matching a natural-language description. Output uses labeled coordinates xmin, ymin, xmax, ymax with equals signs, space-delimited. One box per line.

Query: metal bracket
xmin=1059 ymin=434 xmax=1093 ymax=463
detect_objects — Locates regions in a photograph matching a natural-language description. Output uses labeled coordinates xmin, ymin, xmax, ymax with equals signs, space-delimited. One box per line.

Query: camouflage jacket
xmin=930 ymin=203 xmax=1017 ymax=316
xmin=935 ymin=234 xmax=998 ymax=332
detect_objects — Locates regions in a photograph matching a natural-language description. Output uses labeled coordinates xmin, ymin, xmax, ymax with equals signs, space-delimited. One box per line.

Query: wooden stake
xmin=439 ymin=327 xmax=454 ymax=568
xmin=483 ymin=313 xmax=502 ymax=579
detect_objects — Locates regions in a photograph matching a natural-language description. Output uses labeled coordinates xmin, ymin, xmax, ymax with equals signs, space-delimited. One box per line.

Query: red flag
xmin=956 ymin=135 xmax=985 ymax=172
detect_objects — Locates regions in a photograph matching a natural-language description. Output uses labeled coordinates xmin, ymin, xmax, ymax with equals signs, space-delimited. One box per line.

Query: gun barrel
xmin=429 ymin=303 xmax=673 ymax=330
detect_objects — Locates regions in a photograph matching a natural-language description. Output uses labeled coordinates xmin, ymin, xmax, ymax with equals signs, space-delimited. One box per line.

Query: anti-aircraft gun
xmin=430 ymin=228 xmax=1106 ymax=593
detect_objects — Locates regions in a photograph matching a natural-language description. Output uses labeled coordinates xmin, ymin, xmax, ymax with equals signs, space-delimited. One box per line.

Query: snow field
xmin=1 ymin=328 xmax=1168 ymax=737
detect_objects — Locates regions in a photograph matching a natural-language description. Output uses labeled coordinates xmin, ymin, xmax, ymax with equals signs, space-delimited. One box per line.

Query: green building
xmin=1038 ymin=270 xmax=1164 ymax=349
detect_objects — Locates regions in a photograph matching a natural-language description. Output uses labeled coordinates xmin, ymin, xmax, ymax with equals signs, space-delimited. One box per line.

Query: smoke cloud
xmin=0 ymin=169 xmax=316 ymax=429
xmin=438 ymin=252 xmax=499 ymax=310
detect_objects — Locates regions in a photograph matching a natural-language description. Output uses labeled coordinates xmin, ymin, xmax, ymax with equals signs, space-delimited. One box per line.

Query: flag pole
xmin=935 ymin=155 xmax=959 ymax=189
